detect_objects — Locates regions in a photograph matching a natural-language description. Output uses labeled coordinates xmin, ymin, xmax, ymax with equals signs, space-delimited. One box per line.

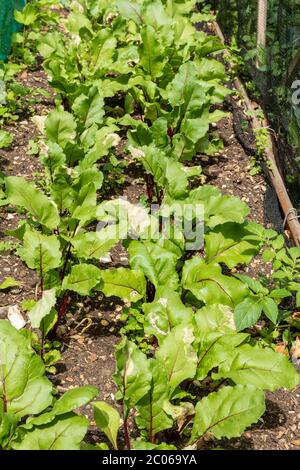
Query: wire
xmin=282 ymin=208 xmax=300 ymax=231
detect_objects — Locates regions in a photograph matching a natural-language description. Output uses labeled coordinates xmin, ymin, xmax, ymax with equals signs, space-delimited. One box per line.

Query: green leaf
xmin=297 ymin=291 xmax=300 ymax=308
xmin=25 ymin=386 xmax=98 ymax=428
xmin=0 ymin=130 xmax=13 ymax=149
xmin=181 ymin=117 xmax=209 ymax=144
xmin=194 ymin=304 xmax=236 ymax=341
xmin=100 ymin=268 xmax=146 ymax=303
xmin=261 ymin=297 xmax=279 ymax=324
xmin=140 ymin=146 xmax=194 ymax=199
xmin=214 ymin=345 xmax=300 ymax=391
xmin=72 ymin=225 xmax=122 ymax=260
xmin=191 ymin=385 xmax=265 ymax=441
xmin=139 ymin=25 xmax=166 ymax=79
xmin=205 ymin=223 xmax=261 ymax=268
xmin=0 ymin=320 xmax=53 ymax=418
xmin=100 ymin=198 xmax=156 ymax=239
xmin=40 ymin=308 xmax=57 ymax=338
xmin=132 ymin=441 xmax=177 ymax=450
xmin=53 ymin=386 xmax=98 ymax=416
xmin=62 ymin=264 xmax=102 ymax=296
xmin=114 ymin=338 xmax=151 ymax=417
xmin=182 ymin=258 xmax=248 ymax=307
xmin=93 ymin=402 xmax=120 ymax=450
xmin=41 ymin=142 xmax=66 ymax=178
xmin=0 ymin=412 xmax=18 ymax=449
xmin=18 ymin=227 xmax=62 ymax=273
xmin=136 ymin=358 xmax=174 ymax=438
xmin=129 ymin=241 xmax=179 ymax=289
xmin=14 ymin=4 xmax=38 ymax=26
xmin=189 ymin=186 xmax=249 ymax=228
xmin=12 ymin=414 xmax=88 ymax=450
xmin=234 ymin=296 xmax=263 ymax=331
xmin=196 ymin=58 xmax=226 ymax=81
xmin=143 ymin=288 xmax=193 ymax=343
xmin=71 ymin=182 xmax=98 ymax=225
xmin=116 ymin=0 xmax=143 ymax=25
xmin=156 ymin=325 xmax=197 ymax=397
xmin=234 ymin=274 xmax=267 ymax=294
xmin=28 ymin=289 xmax=57 ymax=329
xmin=5 ymin=177 xmax=60 ymax=230
xmin=72 ymin=86 xmax=105 ymax=129
xmin=45 ymin=110 xmax=77 ymax=148
xmin=67 ymin=10 xmax=92 ymax=35
xmin=196 ymin=333 xmax=248 ymax=380
xmin=166 ymin=62 xmax=200 ymax=108
xmin=0 ymin=277 xmax=20 ymax=290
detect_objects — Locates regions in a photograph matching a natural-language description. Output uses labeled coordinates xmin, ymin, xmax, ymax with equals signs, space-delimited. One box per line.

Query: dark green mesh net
xmin=214 ymin=0 xmax=300 ymax=203
xmin=0 ymin=0 xmax=26 ymax=62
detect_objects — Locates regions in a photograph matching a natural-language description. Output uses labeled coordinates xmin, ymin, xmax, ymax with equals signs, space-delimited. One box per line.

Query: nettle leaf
xmin=12 ymin=414 xmax=88 ymax=450
xmin=0 ymin=130 xmax=13 ymax=149
xmin=114 ymin=338 xmax=152 ymax=417
xmin=234 ymin=296 xmax=263 ymax=331
xmin=260 ymin=297 xmax=279 ymax=324
xmin=129 ymin=241 xmax=179 ymax=289
xmin=93 ymin=402 xmax=120 ymax=450
xmin=0 ymin=277 xmax=20 ymax=290
xmin=156 ymin=325 xmax=197 ymax=397
xmin=196 ymin=333 xmax=248 ymax=381
xmin=205 ymin=223 xmax=261 ymax=268
xmin=18 ymin=227 xmax=62 ymax=273
xmin=45 ymin=110 xmax=77 ymax=148
xmin=72 ymin=86 xmax=105 ymax=129
xmin=234 ymin=295 xmax=279 ymax=331
xmin=182 ymin=258 xmax=249 ymax=307
xmin=62 ymin=264 xmax=102 ymax=296
xmin=191 ymin=385 xmax=265 ymax=441
xmin=136 ymin=358 xmax=174 ymax=438
xmin=5 ymin=177 xmax=60 ymax=230
xmin=100 ymin=268 xmax=146 ymax=303
xmin=214 ymin=345 xmax=300 ymax=391
xmin=14 ymin=3 xmax=38 ymax=26
xmin=0 ymin=320 xmax=53 ymax=418
xmin=139 ymin=25 xmax=166 ymax=79
xmin=28 ymin=289 xmax=57 ymax=329
xmin=234 ymin=274 xmax=267 ymax=294
xmin=143 ymin=288 xmax=193 ymax=343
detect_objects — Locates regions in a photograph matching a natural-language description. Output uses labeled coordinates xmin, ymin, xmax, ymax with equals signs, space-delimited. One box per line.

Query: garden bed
xmin=0 ymin=0 xmax=299 ymax=452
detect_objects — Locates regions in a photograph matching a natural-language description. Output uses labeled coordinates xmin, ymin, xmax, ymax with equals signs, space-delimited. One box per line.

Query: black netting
xmin=214 ymin=0 xmax=300 ymax=203
xmin=0 ymin=0 xmax=26 ymax=62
